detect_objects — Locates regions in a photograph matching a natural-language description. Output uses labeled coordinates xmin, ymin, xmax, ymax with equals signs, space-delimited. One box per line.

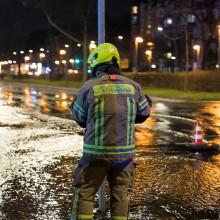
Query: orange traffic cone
xmin=185 ymin=120 xmax=219 ymax=151
xmin=194 ymin=120 xmax=203 ymax=144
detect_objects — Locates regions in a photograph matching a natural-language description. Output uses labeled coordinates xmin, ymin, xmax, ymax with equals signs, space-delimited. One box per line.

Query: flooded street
xmin=0 ymin=81 xmax=219 ymax=220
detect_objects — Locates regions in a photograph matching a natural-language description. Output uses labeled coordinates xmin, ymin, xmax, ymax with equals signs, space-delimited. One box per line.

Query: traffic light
xmin=74 ymin=58 xmax=80 ymax=64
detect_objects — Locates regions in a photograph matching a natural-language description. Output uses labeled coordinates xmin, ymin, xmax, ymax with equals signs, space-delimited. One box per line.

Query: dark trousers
xmin=70 ymin=158 xmax=135 ymax=220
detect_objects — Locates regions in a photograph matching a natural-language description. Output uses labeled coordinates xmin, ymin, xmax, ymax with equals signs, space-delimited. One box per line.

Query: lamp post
xmin=193 ymin=45 xmax=200 ymax=70
xmin=89 ymin=41 xmax=97 ymax=52
xmin=24 ymin=56 xmax=30 ymax=63
xmin=145 ymin=50 xmax=152 ymax=71
xmin=217 ymin=25 xmax=220 ymax=71
xmin=133 ymin=37 xmax=143 ymax=74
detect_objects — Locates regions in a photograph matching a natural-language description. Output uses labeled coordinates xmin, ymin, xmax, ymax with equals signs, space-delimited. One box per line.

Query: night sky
xmin=0 ymin=0 xmax=134 ymax=54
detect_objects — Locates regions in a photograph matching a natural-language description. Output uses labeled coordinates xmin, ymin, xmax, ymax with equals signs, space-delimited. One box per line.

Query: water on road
xmin=0 ymin=82 xmax=219 ymax=220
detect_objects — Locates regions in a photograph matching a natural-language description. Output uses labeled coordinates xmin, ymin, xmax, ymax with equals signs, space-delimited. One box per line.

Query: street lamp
xmin=89 ymin=41 xmax=96 ymax=52
xmin=39 ymin=53 xmax=45 ymax=59
xmin=24 ymin=56 xmax=30 ymax=62
xmin=217 ymin=25 xmax=220 ymax=71
xmin=193 ymin=45 xmax=200 ymax=70
xmin=60 ymin=50 xmax=66 ymax=55
xmin=133 ymin=36 xmax=143 ymax=74
xmin=145 ymin=50 xmax=152 ymax=71
xmin=157 ymin=26 xmax=163 ymax=31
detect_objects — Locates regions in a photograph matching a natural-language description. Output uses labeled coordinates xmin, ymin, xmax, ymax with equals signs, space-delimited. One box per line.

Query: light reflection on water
xmin=132 ymin=151 xmax=220 ymax=219
xmin=0 ymin=152 xmax=219 ymax=219
xmin=0 ymin=83 xmax=220 ymax=219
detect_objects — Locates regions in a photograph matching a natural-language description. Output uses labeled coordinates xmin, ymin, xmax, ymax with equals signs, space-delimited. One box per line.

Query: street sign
xmin=120 ymin=58 xmax=129 ymax=69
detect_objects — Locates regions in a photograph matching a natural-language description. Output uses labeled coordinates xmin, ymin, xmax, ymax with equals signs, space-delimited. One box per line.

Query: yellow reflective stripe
xmin=127 ymin=97 xmax=130 ymax=145
xmin=138 ymin=98 xmax=148 ymax=110
xmin=100 ymin=98 xmax=104 ymax=146
xmin=84 ymin=144 xmax=135 ymax=150
xmin=73 ymin=102 xmax=87 ymax=116
xmin=131 ymin=98 xmax=135 ymax=144
xmin=127 ymin=97 xmax=135 ymax=145
xmin=78 ymin=214 xmax=93 ymax=219
xmin=93 ymin=84 xmax=134 ymax=96
xmin=112 ymin=216 xmax=128 ymax=220
xmin=95 ymin=98 xmax=104 ymax=146
xmin=83 ymin=149 xmax=135 ymax=155
xmin=95 ymin=99 xmax=99 ymax=146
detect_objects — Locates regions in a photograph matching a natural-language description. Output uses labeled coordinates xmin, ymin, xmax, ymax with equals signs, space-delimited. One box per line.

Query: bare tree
xmin=22 ymin=0 xmax=97 ymax=82
xmin=191 ymin=0 xmax=220 ymax=69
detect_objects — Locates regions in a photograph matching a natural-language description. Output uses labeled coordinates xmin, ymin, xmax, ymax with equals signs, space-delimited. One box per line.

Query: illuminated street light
xmin=69 ymin=59 xmax=74 ymax=68
xmin=145 ymin=50 xmax=152 ymax=71
xmin=167 ymin=18 xmax=173 ymax=24
xmin=40 ymin=48 xmax=44 ymax=51
xmin=166 ymin=52 xmax=172 ymax=59
xmin=77 ymin=44 xmax=81 ymax=47
xmin=118 ymin=35 xmax=123 ymax=40
xmin=69 ymin=59 xmax=74 ymax=64
xmin=60 ymin=50 xmax=66 ymax=55
xmin=62 ymin=60 xmax=67 ymax=64
xmin=193 ymin=45 xmax=200 ymax=70
xmin=89 ymin=41 xmax=96 ymax=52
xmin=20 ymin=51 xmax=24 ymax=54
xmin=24 ymin=56 xmax=30 ymax=62
xmin=133 ymin=37 xmax=143 ymax=73
xmin=157 ymin=26 xmax=163 ymax=31
xmin=135 ymin=37 xmax=143 ymax=43
xmin=65 ymin=44 xmax=69 ymax=48
xmin=145 ymin=50 xmax=152 ymax=56
xmin=13 ymin=52 xmax=17 ymax=55
xmin=55 ymin=60 xmax=60 ymax=65
xmin=39 ymin=53 xmax=46 ymax=58
xmin=29 ymin=50 xmax=33 ymax=53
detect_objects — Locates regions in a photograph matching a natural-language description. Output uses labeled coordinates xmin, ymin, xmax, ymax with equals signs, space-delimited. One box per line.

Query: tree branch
xmin=42 ymin=9 xmax=83 ymax=45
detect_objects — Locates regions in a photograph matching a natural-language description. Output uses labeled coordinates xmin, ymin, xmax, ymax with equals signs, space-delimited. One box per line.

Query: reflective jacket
xmin=71 ymin=71 xmax=152 ymax=161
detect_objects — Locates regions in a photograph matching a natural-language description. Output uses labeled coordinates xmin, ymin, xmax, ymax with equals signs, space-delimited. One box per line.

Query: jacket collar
xmin=95 ymin=64 xmax=120 ymax=76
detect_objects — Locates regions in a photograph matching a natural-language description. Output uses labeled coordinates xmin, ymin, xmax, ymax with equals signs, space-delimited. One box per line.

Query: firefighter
xmin=70 ymin=43 xmax=152 ymax=220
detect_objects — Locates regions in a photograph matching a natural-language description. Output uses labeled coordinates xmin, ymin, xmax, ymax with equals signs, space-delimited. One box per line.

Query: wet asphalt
xmin=0 ymin=81 xmax=219 ymax=220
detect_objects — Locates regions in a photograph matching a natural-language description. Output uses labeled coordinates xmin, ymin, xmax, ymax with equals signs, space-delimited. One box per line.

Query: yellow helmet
xmin=87 ymin=43 xmax=120 ymax=68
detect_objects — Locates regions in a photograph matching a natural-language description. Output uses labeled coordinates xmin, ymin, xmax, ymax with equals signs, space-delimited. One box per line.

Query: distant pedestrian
xmin=70 ymin=43 xmax=152 ymax=220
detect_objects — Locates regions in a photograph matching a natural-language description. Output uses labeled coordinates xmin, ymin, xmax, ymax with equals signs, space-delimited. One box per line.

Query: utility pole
xmin=217 ymin=25 xmax=220 ymax=72
xmin=98 ymin=0 xmax=105 ymax=217
xmin=184 ymin=0 xmax=192 ymax=92
xmin=185 ymin=15 xmax=189 ymax=92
